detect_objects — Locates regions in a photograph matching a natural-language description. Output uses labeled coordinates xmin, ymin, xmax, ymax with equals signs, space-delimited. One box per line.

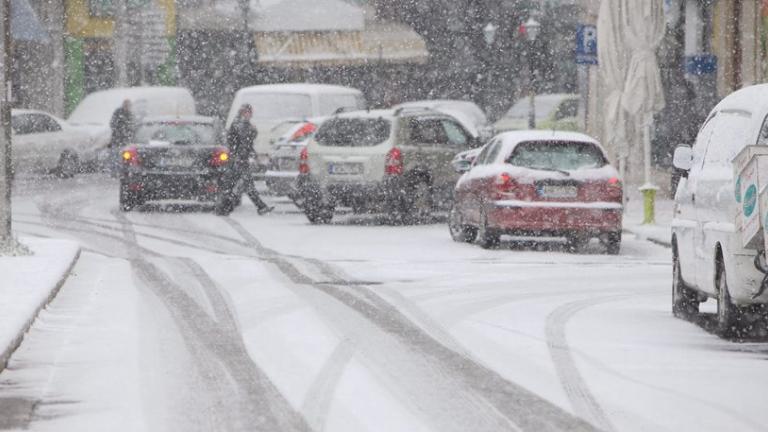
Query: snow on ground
xmin=0 ymin=237 xmax=79 ymax=370
xmin=2 ymin=175 xmax=767 ymax=432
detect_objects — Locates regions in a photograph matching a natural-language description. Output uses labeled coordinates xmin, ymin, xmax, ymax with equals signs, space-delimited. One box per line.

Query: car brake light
xmin=385 ymin=147 xmax=403 ymax=175
xmin=291 ymin=122 xmax=317 ymax=142
xmin=495 ymin=173 xmax=513 ymax=190
xmin=210 ymin=147 xmax=230 ymax=167
xmin=121 ymin=146 xmax=140 ymax=166
xmin=299 ymin=147 xmax=309 ymax=174
xmin=608 ymin=176 xmax=621 ymax=187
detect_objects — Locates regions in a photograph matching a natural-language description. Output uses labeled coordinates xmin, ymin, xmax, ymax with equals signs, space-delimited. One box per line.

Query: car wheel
xmin=672 ymin=244 xmax=699 ymax=320
xmin=305 ymin=204 xmax=334 ymax=224
xmin=448 ymin=205 xmax=477 ymax=243
xmin=57 ymin=151 xmax=79 ymax=179
xmin=476 ymin=210 xmax=500 ymax=249
xmin=119 ymin=182 xmax=144 ymax=212
xmin=405 ymin=181 xmax=433 ymax=224
xmin=716 ymin=256 xmax=744 ymax=338
xmin=601 ymin=232 xmax=621 ymax=255
xmin=565 ymin=235 xmax=590 ymax=253
xmin=214 ymin=194 xmax=235 ymax=216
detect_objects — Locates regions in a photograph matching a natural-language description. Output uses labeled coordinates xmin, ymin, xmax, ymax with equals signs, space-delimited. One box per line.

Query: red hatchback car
xmin=449 ymin=131 xmax=623 ymax=253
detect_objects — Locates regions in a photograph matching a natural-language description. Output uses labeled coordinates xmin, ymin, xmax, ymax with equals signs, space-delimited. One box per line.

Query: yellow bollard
xmin=639 ymin=184 xmax=659 ymax=225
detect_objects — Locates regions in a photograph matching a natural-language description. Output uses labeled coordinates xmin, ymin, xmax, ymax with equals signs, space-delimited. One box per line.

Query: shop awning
xmin=11 ymin=0 xmax=50 ymax=43
xmin=255 ymin=22 xmax=428 ymax=67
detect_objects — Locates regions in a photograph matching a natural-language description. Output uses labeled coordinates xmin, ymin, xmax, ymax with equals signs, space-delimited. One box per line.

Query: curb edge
xmin=0 ymin=247 xmax=82 ymax=373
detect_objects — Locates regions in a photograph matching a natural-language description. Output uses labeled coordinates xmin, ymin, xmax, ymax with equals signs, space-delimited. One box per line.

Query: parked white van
xmin=225 ymin=84 xmax=366 ymax=172
xmin=671 ymin=84 xmax=768 ymax=337
xmin=68 ymin=87 xmax=197 ymax=148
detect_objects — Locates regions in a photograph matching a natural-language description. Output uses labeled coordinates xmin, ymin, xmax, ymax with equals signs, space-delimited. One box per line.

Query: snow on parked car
xmin=265 ymin=117 xmax=327 ymax=202
xmin=671 ymin=83 xmax=768 ymax=337
xmin=11 ymin=109 xmax=98 ymax=178
xmin=450 ymin=130 xmax=623 ymax=253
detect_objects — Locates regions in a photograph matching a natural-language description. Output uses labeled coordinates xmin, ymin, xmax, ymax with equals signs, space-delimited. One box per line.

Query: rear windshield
xmin=315 ymin=118 xmax=391 ymax=147
xmin=135 ymin=123 xmax=217 ymax=146
xmin=506 ymin=141 xmax=607 ymax=171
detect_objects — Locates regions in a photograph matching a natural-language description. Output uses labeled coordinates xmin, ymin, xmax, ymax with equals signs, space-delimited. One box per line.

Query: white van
xmin=671 ymin=84 xmax=768 ymax=337
xmin=225 ymin=84 xmax=366 ymax=172
xmin=68 ymin=86 xmax=197 ymax=148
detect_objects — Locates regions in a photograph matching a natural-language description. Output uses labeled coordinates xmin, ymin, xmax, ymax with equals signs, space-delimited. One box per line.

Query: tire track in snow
xmin=224 ymin=217 xmax=599 ymax=432
xmin=111 ymin=209 xmax=312 ymax=432
xmin=29 ymin=191 xmax=311 ymax=431
xmin=545 ymin=295 xmax=631 ymax=432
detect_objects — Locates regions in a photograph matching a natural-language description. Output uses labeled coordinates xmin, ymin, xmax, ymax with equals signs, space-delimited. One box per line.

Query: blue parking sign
xmin=576 ymin=25 xmax=598 ymax=65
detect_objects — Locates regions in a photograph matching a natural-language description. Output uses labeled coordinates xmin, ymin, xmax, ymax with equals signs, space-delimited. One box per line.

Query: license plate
xmin=328 ymin=163 xmax=363 ymax=175
xmin=278 ymin=158 xmax=297 ymax=171
xmin=539 ymin=185 xmax=578 ymax=198
xmin=159 ymin=156 xmax=196 ymax=167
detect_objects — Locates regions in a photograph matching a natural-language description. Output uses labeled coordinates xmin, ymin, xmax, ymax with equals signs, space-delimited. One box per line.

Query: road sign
xmin=576 ymin=25 xmax=597 ymax=65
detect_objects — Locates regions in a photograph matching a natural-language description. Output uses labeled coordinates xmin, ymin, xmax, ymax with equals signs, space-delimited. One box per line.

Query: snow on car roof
xmin=140 ymin=115 xmax=216 ymax=124
xmin=235 ymin=83 xmax=363 ymax=96
xmin=496 ymin=130 xmax=606 ymax=157
xmin=708 ymin=83 xmax=768 ymax=140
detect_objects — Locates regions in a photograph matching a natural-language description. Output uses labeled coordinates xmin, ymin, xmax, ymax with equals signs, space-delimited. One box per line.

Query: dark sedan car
xmin=118 ymin=116 xmax=231 ymax=212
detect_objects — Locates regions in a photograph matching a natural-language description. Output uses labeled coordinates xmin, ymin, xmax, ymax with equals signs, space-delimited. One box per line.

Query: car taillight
xmin=299 ymin=147 xmax=309 ymax=174
xmin=121 ymin=146 xmax=140 ymax=166
xmin=495 ymin=173 xmax=515 ymax=190
xmin=290 ymin=122 xmax=317 ymax=142
xmin=210 ymin=147 xmax=230 ymax=167
xmin=385 ymin=147 xmax=403 ymax=175
xmin=606 ymin=177 xmax=623 ymax=201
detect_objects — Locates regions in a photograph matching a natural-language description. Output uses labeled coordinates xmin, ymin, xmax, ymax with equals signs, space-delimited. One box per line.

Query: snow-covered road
xmin=1 ymin=174 xmax=766 ymax=432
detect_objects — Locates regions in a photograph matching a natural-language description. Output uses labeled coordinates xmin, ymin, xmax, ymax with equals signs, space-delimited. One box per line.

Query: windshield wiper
xmin=528 ymin=166 xmax=571 ymax=176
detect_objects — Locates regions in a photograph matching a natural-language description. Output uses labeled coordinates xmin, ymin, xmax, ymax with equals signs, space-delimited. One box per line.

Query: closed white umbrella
xmin=598 ymin=0 xmax=666 ymax=223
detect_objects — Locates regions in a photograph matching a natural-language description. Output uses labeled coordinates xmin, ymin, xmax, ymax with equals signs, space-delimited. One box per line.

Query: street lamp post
xmin=482 ymin=22 xmax=497 ymax=116
xmin=523 ymin=17 xmax=540 ymax=129
xmin=0 ymin=0 xmax=12 ymax=249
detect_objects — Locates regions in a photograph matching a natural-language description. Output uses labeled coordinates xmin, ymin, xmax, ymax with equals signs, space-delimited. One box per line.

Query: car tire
xmin=716 ymin=256 xmax=744 ymax=338
xmin=57 ymin=151 xmax=79 ymax=179
xmin=119 ymin=182 xmax=144 ymax=212
xmin=565 ymin=235 xmax=589 ymax=253
xmin=476 ymin=210 xmax=500 ymax=249
xmin=305 ymin=204 xmax=334 ymax=224
xmin=672 ymin=244 xmax=699 ymax=320
xmin=448 ymin=205 xmax=477 ymax=243
xmin=601 ymin=232 xmax=621 ymax=255
xmin=214 ymin=194 xmax=235 ymax=216
xmin=405 ymin=180 xmax=433 ymax=225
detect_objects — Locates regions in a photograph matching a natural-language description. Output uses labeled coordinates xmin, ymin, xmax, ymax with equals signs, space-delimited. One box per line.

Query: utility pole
xmin=0 ymin=0 xmax=13 ymax=248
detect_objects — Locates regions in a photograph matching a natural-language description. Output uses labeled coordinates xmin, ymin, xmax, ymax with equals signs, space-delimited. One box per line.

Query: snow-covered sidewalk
xmin=624 ymin=194 xmax=674 ymax=247
xmin=0 ymin=237 xmax=80 ymax=371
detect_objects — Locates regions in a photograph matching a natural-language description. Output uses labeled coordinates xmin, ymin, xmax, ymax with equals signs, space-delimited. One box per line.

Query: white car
xmin=394 ymin=99 xmax=493 ymax=142
xmin=225 ymin=84 xmax=366 ymax=172
xmin=671 ymin=84 xmax=768 ymax=337
xmin=11 ymin=109 xmax=96 ymax=177
xmin=494 ymin=93 xmax=580 ymax=132
xmin=296 ymin=108 xmax=480 ymax=224
xmin=67 ymin=86 xmax=197 ymax=164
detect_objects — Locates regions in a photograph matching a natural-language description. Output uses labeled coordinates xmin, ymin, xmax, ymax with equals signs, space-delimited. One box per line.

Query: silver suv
xmin=296 ymin=108 xmax=482 ymax=224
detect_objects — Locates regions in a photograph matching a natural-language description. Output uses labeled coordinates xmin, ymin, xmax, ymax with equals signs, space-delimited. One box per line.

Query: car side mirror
xmin=672 ymin=146 xmax=693 ymax=171
xmin=452 ymin=159 xmax=472 ymax=173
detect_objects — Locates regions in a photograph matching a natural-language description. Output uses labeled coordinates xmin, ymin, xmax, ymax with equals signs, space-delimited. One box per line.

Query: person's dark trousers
xmin=224 ymin=167 xmax=269 ymax=211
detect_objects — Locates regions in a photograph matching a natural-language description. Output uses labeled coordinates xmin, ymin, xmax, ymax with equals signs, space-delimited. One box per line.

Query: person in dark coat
xmin=223 ymin=104 xmax=273 ymax=215
xmin=109 ymin=99 xmax=135 ymax=148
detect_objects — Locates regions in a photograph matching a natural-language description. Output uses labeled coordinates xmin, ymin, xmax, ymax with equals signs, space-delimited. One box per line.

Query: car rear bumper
xmin=265 ymin=170 xmax=298 ymax=195
xmin=122 ymin=171 xmax=225 ymax=200
xmin=488 ymin=200 xmax=623 ymax=235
